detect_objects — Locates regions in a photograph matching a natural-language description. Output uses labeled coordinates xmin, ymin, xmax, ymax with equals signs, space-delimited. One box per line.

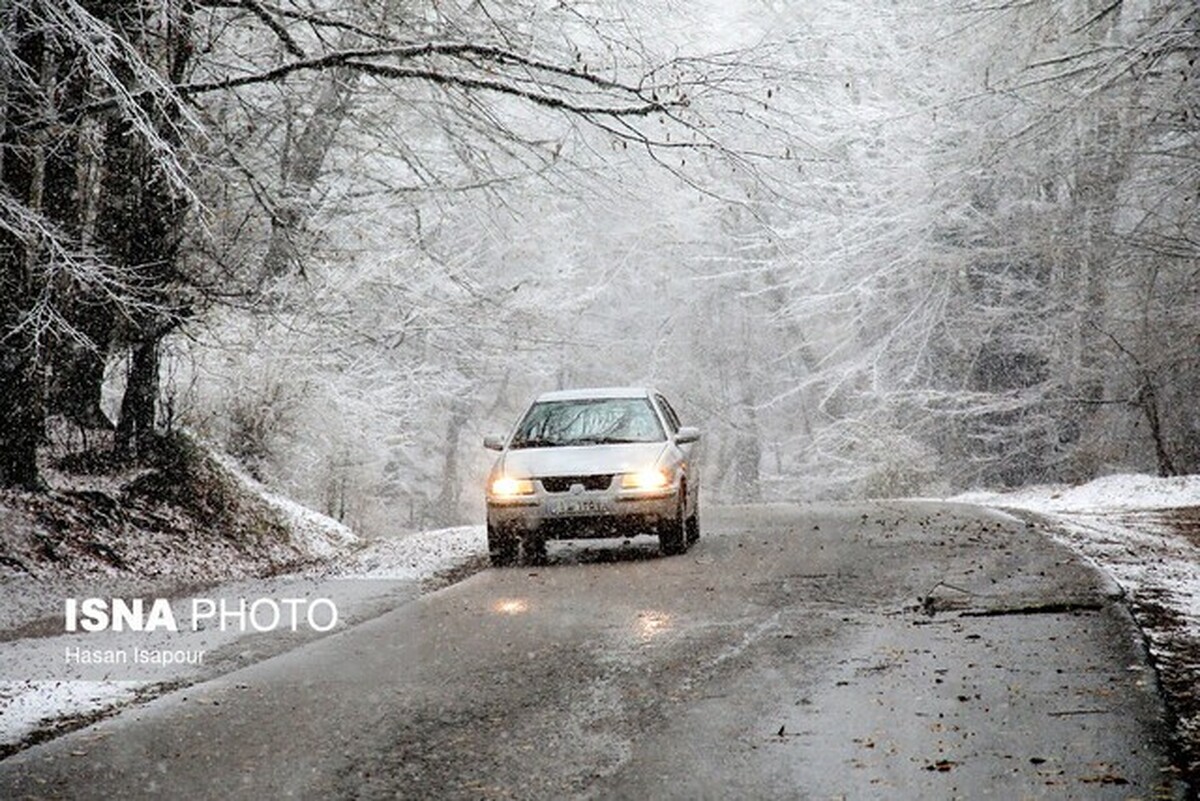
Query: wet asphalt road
xmin=0 ymin=502 xmax=1186 ymax=799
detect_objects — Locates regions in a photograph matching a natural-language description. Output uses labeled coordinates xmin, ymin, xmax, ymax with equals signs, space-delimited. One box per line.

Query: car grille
xmin=540 ymin=474 xmax=614 ymax=493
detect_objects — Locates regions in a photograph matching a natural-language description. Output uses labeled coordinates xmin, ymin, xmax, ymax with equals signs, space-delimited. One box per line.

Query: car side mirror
xmin=675 ymin=426 xmax=700 ymax=444
xmin=483 ymin=435 xmax=506 ymax=451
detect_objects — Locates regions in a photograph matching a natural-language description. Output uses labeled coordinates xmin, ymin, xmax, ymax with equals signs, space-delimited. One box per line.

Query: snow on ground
xmin=258 ymin=489 xmax=358 ymax=559
xmin=954 ymin=473 xmax=1200 ymax=778
xmin=0 ymin=681 xmax=142 ymax=751
xmin=0 ymin=442 xmax=480 ymax=755
xmin=0 ymin=524 xmax=486 ymax=755
xmin=956 ymin=473 xmax=1200 ymax=515
xmin=208 ymin=450 xmax=359 ymax=559
xmin=339 ymin=525 xmax=486 ymax=580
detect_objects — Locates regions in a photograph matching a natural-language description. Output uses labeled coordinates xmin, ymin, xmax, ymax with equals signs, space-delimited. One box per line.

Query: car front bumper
xmin=487 ymin=486 xmax=678 ymax=539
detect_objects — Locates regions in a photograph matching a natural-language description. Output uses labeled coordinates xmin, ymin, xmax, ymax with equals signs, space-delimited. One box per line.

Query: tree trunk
xmin=46 ymin=73 xmax=113 ymax=429
xmin=434 ymin=399 xmax=470 ymax=523
xmin=115 ymin=341 xmax=160 ymax=459
xmin=731 ymin=380 xmax=762 ymax=502
xmin=41 ymin=35 xmax=115 ymax=430
xmin=1137 ymin=381 xmax=1177 ymax=478
xmin=259 ymin=65 xmax=359 ymax=285
xmin=48 ymin=337 xmax=114 ymax=430
xmin=101 ymin=2 xmax=194 ymax=460
xmin=0 ymin=348 xmax=45 ymax=489
xmin=0 ymin=4 xmax=48 ymax=489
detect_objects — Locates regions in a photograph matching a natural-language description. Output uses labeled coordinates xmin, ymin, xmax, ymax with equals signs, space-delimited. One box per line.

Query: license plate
xmin=547 ymin=498 xmax=605 ymax=516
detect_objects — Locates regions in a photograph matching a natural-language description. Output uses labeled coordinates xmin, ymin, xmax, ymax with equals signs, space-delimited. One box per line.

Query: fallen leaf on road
xmin=1078 ymin=773 xmax=1128 ymax=785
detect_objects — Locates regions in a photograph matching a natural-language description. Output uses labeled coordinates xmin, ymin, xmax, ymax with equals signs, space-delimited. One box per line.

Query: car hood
xmin=500 ymin=442 xmax=668 ymax=477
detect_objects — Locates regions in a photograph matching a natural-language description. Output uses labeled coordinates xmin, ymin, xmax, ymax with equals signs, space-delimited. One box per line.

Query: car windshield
xmin=509 ymin=397 xmax=665 ymax=448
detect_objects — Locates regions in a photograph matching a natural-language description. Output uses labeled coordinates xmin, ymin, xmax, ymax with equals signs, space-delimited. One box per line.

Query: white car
xmin=484 ymin=387 xmax=701 ymax=566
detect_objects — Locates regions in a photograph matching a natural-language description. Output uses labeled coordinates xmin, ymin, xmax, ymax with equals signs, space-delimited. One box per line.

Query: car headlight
xmin=620 ymin=467 xmax=672 ymax=490
xmin=491 ymin=476 xmax=535 ymax=497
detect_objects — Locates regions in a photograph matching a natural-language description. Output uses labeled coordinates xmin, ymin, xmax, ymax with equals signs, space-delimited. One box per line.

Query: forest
xmin=1 ymin=0 xmax=1196 ymax=537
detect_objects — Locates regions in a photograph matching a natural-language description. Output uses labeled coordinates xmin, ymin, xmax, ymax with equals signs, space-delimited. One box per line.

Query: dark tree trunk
xmin=48 ymin=336 xmax=114 ymax=430
xmin=0 ymin=4 xmax=47 ymax=489
xmin=100 ymin=2 xmax=195 ymax=459
xmin=0 ymin=345 xmax=45 ymax=490
xmin=46 ymin=108 xmax=114 ymax=427
xmin=43 ymin=38 xmax=115 ymax=430
xmin=1137 ymin=381 xmax=1177 ymax=478
xmin=115 ymin=340 xmax=160 ymax=459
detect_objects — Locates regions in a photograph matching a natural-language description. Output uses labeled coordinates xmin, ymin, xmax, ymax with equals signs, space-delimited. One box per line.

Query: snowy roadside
xmin=332 ymin=524 xmax=487 ymax=582
xmin=0 ymin=514 xmax=487 ymax=758
xmin=207 ymin=450 xmax=359 ymax=560
xmin=954 ymin=474 xmax=1200 ymax=781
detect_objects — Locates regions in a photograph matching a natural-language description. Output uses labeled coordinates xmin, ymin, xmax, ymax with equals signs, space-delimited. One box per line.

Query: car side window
xmin=655 ymin=394 xmax=682 ymax=434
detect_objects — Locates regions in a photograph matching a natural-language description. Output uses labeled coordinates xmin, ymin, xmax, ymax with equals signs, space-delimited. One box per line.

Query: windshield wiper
xmin=574 ymin=436 xmax=648 ymax=445
xmin=510 ymin=437 xmax=563 ymax=449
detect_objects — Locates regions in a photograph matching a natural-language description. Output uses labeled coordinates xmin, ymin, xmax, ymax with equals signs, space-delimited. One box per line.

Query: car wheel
xmin=659 ymin=487 xmax=688 ymax=556
xmin=487 ymin=521 xmax=518 ymax=567
xmin=686 ymin=495 xmax=700 ymax=544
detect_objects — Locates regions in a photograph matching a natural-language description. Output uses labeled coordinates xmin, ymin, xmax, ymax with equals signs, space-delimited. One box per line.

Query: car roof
xmin=534 ymin=386 xmax=657 ymax=402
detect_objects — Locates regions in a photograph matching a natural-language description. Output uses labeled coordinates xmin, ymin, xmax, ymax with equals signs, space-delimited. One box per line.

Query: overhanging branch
xmin=345 ymin=62 xmax=672 ymax=117
xmin=46 ymin=41 xmax=682 ymax=126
